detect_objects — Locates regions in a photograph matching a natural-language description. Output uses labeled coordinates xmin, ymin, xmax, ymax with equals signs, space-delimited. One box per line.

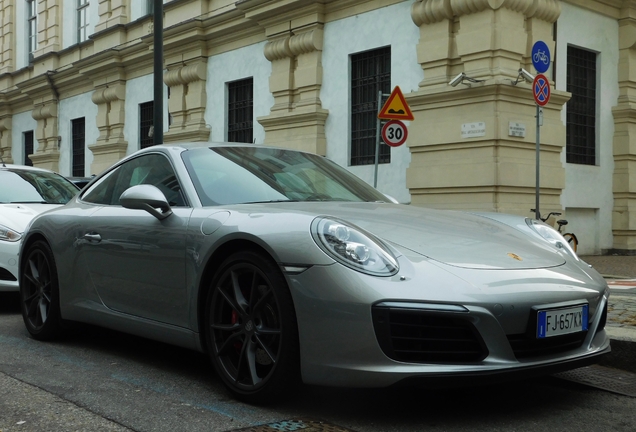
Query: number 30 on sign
xmin=381 ymin=120 xmax=408 ymax=147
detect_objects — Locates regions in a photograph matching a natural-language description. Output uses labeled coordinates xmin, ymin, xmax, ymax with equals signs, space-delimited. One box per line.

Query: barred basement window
xmin=350 ymin=47 xmax=391 ymax=166
xmin=228 ymin=78 xmax=253 ymax=143
xmin=140 ymin=101 xmax=154 ymax=149
xmin=72 ymin=117 xmax=85 ymax=176
xmin=566 ymin=46 xmax=597 ymax=165
xmin=24 ymin=131 xmax=34 ymax=167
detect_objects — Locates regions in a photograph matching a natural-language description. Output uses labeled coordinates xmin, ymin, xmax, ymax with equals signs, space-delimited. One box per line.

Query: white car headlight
xmin=311 ymin=217 xmax=399 ymax=276
xmin=0 ymin=224 xmax=22 ymax=242
xmin=526 ymin=218 xmax=577 ymax=257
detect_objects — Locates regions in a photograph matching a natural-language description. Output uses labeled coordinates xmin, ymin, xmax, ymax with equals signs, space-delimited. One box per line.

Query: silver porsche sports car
xmin=19 ymin=143 xmax=610 ymax=403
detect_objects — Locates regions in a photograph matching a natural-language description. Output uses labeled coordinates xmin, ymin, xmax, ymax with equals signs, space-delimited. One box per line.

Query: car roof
xmin=0 ymin=163 xmax=61 ymax=175
xmin=136 ymin=141 xmax=315 ymax=157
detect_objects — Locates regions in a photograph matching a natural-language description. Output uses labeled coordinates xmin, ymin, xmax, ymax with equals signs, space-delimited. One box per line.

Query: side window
xmin=82 ymin=154 xmax=186 ymax=206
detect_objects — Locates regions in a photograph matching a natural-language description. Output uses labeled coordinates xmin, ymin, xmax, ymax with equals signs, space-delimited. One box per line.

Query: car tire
xmin=20 ymin=240 xmax=64 ymax=340
xmin=204 ymin=250 xmax=300 ymax=403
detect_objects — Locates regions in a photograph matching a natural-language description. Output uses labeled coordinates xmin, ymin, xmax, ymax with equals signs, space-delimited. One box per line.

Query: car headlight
xmin=0 ymin=224 xmax=22 ymax=242
xmin=311 ymin=217 xmax=399 ymax=276
xmin=525 ymin=218 xmax=577 ymax=257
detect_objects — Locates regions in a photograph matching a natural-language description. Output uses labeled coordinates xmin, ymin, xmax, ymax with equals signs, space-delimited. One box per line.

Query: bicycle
xmin=531 ymin=209 xmax=579 ymax=253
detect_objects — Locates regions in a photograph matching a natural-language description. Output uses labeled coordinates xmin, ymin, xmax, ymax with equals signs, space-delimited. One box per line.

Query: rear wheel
xmin=204 ymin=251 xmax=300 ymax=403
xmin=20 ymin=240 xmax=63 ymax=340
xmin=563 ymin=233 xmax=578 ymax=253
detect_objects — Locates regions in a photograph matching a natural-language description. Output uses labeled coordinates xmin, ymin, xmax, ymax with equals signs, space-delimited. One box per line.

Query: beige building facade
xmin=0 ymin=0 xmax=634 ymax=255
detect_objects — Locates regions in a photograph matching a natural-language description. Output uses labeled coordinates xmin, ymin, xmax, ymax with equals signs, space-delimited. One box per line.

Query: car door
xmin=77 ymin=153 xmax=193 ymax=328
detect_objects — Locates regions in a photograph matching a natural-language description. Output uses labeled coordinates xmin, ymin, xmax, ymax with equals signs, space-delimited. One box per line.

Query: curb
xmin=602 ymin=323 xmax=636 ymax=374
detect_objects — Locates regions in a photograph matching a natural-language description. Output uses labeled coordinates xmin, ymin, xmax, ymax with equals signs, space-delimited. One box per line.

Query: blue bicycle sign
xmin=532 ymin=41 xmax=551 ymax=74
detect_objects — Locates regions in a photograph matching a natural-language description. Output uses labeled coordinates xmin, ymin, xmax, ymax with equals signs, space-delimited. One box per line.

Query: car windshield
xmin=182 ymin=146 xmax=390 ymax=206
xmin=0 ymin=169 xmax=79 ymax=204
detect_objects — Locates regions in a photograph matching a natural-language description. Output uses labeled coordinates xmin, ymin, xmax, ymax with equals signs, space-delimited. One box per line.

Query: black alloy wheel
xmin=205 ymin=251 xmax=300 ymax=403
xmin=20 ymin=240 xmax=63 ymax=340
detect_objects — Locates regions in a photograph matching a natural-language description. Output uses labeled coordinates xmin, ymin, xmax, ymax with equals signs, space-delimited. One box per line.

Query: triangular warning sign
xmin=378 ymin=86 xmax=414 ymax=121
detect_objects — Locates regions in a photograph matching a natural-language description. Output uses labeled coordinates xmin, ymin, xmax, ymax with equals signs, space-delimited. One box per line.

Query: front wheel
xmin=204 ymin=251 xmax=300 ymax=403
xmin=20 ymin=240 xmax=63 ymax=340
xmin=563 ymin=233 xmax=578 ymax=253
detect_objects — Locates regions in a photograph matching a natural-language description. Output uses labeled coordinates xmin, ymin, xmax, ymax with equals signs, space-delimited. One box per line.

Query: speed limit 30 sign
xmin=381 ymin=120 xmax=408 ymax=147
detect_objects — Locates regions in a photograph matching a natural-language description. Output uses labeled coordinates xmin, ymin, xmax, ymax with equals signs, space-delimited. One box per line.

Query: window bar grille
xmin=566 ymin=47 xmax=596 ymax=166
xmin=350 ymin=47 xmax=391 ymax=166
xmin=228 ymin=78 xmax=254 ymax=143
xmin=24 ymin=131 xmax=34 ymax=167
xmin=140 ymin=101 xmax=154 ymax=149
xmin=72 ymin=118 xmax=85 ymax=177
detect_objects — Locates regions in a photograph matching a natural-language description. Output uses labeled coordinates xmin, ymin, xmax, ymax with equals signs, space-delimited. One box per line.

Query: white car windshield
xmin=182 ymin=147 xmax=390 ymax=206
xmin=0 ymin=169 xmax=79 ymax=204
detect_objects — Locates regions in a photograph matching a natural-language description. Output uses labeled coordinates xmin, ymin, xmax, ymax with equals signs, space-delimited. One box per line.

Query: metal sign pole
xmin=374 ymin=90 xmax=382 ymax=188
xmin=535 ymin=104 xmax=541 ymax=221
xmin=153 ymin=0 xmax=164 ymax=146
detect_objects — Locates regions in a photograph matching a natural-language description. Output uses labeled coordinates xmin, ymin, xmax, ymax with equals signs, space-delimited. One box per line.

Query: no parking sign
xmin=533 ymin=74 xmax=550 ymax=107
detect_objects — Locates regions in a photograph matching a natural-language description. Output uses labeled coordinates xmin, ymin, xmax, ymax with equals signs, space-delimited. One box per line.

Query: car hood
xmin=269 ymin=202 xmax=565 ymax=270
xmin=0 ymin=203 xmax=61 ymax=233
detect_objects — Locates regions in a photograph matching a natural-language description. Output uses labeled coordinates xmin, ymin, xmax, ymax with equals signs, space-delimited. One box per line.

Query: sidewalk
xmin=580 ymin=255 xmax=636 ymax=373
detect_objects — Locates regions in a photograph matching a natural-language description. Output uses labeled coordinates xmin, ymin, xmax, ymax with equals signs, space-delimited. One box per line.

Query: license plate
xmin=537 ymin=304 xmax=588 ymax=338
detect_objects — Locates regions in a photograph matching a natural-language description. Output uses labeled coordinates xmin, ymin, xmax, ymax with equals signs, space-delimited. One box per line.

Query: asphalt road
xmin=1 ymin=291 xmax=635 ymax=432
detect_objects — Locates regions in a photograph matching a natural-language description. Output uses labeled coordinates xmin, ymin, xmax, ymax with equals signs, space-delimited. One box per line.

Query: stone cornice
xmin=405 ymin=81 xmax=571 ymax=108
xmin=411 ymin=0 xmax=561 ymax=25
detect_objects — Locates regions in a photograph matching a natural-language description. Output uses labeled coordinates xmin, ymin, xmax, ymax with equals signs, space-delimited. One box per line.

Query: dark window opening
xmin=566 ymin=46 xmax=596 ymax=165
xmin=140 ymin=101 xmax=154 ymax=149
xmin=72 ymin=117 xmax=86 ymax=177
xmin=228 ymin=78 xmax=253 ymax=143
xmin=24 ymin=131 xmax=34 ymax=167
xmin=350 ymin=47 xmax=391 ymax=166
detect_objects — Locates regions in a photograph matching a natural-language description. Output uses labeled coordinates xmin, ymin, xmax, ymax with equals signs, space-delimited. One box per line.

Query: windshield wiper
xmin=8 ymin=201 xmax=49 ymax=204
xmin=244 ymin=199 xmax=301 ymax=204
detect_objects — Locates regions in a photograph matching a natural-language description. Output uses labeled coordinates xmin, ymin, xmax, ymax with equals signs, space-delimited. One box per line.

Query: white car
xmin=0 ymin=163 xmax=79 ymax=291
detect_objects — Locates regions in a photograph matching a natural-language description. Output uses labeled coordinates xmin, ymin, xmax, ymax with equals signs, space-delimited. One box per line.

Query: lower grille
xmin=0 ymin=267 xmax=17 ymax=281
xmin=507 ymin=332 xmax=587 ymax=359
xmin=372 ymin=305 xmax=488 ymax=363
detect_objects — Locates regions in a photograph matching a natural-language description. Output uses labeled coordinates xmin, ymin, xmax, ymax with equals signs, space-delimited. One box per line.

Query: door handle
xmin=82 ymin=233 xmax=102 ymax=242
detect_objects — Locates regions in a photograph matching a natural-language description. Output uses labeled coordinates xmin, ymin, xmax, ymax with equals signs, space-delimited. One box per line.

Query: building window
xmin=146 ymin=0 xmax=154 ymax=16
xmin=139 ymin=101 xmax=154 ymax=149
xmin=350 ymin=47 xmax=391 ymax=166
xmin=27 ymin=0 xmax=37 ymax=62
xmin=566 ymin=46 xmax=597 ymax=165
xmin=227 ymin=78 xmax=253 ymax=143
xmin=77 ymin=0 xmax=89 ymax=43
xmin=72 ymin=118 xmax=86 ymax=176
xmin=24 ymin=131 xmax=34 ymax=167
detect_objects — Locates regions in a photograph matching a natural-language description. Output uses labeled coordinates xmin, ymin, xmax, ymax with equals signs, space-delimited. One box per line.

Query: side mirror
xmin=120 ymin=184 xmax=173 ymax=220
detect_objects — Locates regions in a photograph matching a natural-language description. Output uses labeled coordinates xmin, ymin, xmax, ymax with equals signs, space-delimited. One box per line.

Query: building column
xmin=30 ymin=101 xmax=60 ymax=172
xmin=163 ymin=59 xmax=210 ymax=143
xmin=0 ymin=0 xmax=14 ymax=74
xmin=0 ymin=110 xmax=12 ymax=164
xmin=611 ymin=1 xmax=636 ymax=253
xmin=33 ymin=0 xmax=61 ymax=58
xmin=89 ymin=82 xmax=128 ymax=174
xmin=405 ymin=0 xmax=565 ymax=216
xmin=258 ymin=24 xmax=328 ymax=155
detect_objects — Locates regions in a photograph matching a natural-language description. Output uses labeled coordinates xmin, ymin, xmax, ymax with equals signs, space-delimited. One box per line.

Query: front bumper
xmin=0 ymin=240 xmax=20 ymax=292
xmin=285 ymin=254 xmax=610 ymax=388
